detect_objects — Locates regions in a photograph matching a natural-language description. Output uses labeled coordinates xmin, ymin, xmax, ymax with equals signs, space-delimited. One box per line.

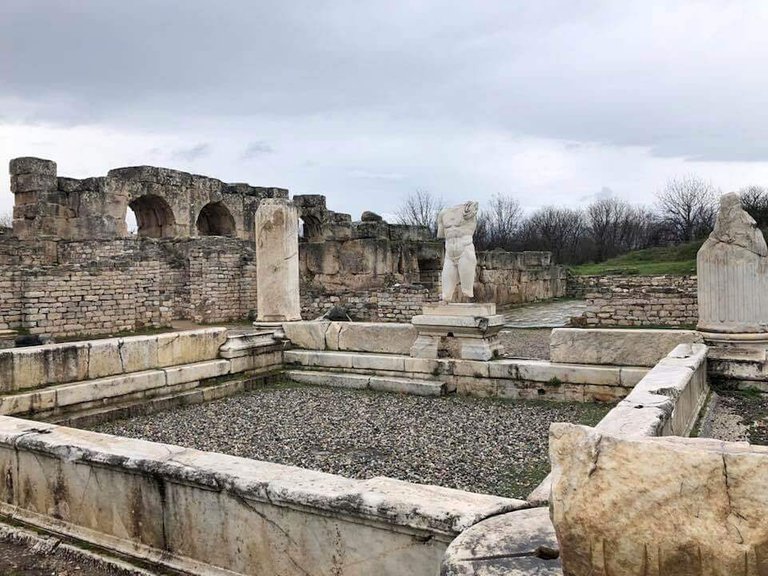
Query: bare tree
xmin=395 ymin=190 xmax=444 ymax=235
xmin=655 ymin=175 xmax=717 ymax=242
xmin=474 ymin=193 xmax=523 ymax=251
xmin=518 ymin=206 xmax=586 ymax=264
xmin=739 ymin=185 xmax=768 ymax=230
xmin=0 ymin=211 xmax=11 ymax=229
xmin=586 ymin=197 xmax=630 ymax=261
xmin=586 ymin=198 xmax=660 ymax=261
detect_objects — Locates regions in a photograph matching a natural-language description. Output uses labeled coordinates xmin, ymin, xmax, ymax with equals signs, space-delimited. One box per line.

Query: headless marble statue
xmin=437 ymin=201 xmax=479 ymax=302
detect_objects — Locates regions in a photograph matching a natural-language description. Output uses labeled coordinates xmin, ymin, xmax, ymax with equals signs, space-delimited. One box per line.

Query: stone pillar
xmin=697 ymin=192 xmax=768 ymax=334
xmin=255 ymin=198 xmax=301 ymax=322
xmin=10 ymin=157 xmax=70 ymax=240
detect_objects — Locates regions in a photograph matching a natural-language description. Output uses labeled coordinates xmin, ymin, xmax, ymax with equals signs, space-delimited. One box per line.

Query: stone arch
xmin=196 ymin=202 xmax=236 ymax=237
xmin=129 ymin=194 xmax=176 ymax=238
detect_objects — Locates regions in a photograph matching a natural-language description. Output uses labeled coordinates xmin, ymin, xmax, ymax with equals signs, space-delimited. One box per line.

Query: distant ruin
xmin=1 ymin=157 xmax=566 ymax=338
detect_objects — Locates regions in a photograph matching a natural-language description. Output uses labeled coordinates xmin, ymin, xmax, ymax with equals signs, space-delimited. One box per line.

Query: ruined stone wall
xmin=10 ymin=157 xmax=287 ymax=242
xmin=301 ymin=284 xmax=439 ymax=322
xmin=0 ymin=238 xmax=256 ymax=337
xmin=572 ymin=275 xmax=698 ymax=327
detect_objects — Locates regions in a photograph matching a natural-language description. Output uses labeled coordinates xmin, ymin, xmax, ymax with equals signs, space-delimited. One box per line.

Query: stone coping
xmin=421 ymin=303 xmax=497 ymax=316
xmin=0 ymin=416 xmax=527 ymax=538
xmin=549 ymin=328 xmax=703 ymax=367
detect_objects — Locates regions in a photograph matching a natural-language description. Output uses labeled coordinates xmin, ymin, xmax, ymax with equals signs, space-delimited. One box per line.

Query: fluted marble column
xmin=697 ymin=192 xmax=768 ymax=333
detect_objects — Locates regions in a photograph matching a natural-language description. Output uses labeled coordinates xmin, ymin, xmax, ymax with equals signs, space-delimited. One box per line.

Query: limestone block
xmin=41 ymin=343 xmax=89 ymax=386
xmin=440 ymin=507 xmax=561 ymax=575
xmin=9 ymin=157 xmax=57 ymax=176
xmin=549 ymin=328 xmax=703 ymax=367
xmin=282 ymin=321 xmax=331 ymax=350
xmin=87 ymin=339 xmax=123 ymax=379
xmin=349 ymin=353 xmax=406 ymax=372
xmin=14 ymin=437 xmax=167 ymax=547
xmin=410 ymin=335 xmax=439 ymax=359
xmin=163 ymin=359 xmax=231 ymax=386
xmin=156 ymin=328 xmax=227 ymax=367
xmin=116 ymin=335 xmax=159 ymax=373
xmin=514 ymin=361 xmax=621 ymax=386
xmin=550 ymin=423 xmax=768 ymax=576
xmin=11 ymin=348 xmax=46 ymax=390
xmin=55 ymin=370 xmax=167 ymax=407
xmin=337 ymin=323 xmax=416 ymax=354
xmin=284 ymin=350 xmax=355 ymax=369
xmin=0 ymin=351 xmax=13 ymax=392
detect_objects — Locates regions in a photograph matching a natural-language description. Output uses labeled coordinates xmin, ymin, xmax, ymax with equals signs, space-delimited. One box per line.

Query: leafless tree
xmin=518 ymin=206 xmax=587 ymax=264
xmin=655 ymin=175 xmax=717 ymax=242
xmin=474 ymin=193 xmax=523 ymax=251
xmin=395 ymin=190 xmax=444 ymax=236
xmin=586 ymin=198 xmax=659 ymax=261
xmin=0 ymin=211 xmax=11 ymax=229
xmin=739 ymin=185 xmax=768 ymax=230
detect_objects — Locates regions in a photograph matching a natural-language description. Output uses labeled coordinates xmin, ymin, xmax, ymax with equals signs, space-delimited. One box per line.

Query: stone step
xmin=285 ymin=370 xmax=446 ymax=397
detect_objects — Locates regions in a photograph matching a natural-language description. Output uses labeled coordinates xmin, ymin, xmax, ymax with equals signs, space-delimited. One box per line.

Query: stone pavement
xmin=502 ymin=299 xmax=587 ymax=328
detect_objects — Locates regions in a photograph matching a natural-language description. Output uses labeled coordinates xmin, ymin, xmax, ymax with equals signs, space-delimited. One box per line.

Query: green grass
xmin=570 ymin=240 xmax=703 ymax=276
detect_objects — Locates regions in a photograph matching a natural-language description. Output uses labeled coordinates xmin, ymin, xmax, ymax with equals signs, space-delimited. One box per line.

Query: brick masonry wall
xmin=0 ymin=238 xmax=257 ymax=337
xmin=571 ymin=275 xmax=698 ymax=327
xmin=301 ymin=284 xmax=439 ymax=322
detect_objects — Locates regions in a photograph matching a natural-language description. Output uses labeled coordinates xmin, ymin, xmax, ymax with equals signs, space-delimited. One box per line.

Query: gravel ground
xmin=498 ymin=328 xmax=551 ymax=360
xmin=0 ymin=538 xmax=142 ymax=576
xmin=699 ymin=390 xmax=768 ymax=444
xmin=90 ymin=384 xmax=610 ymax=498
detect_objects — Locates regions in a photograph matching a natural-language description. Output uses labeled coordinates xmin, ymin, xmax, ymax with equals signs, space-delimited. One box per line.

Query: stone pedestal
xmin=254 ymin=198 xmax=301 ymax=323
xmin=410 ymin=303 xmax=504 ymax=361
xmin=0 ymin=330 xmax=17 ymax=350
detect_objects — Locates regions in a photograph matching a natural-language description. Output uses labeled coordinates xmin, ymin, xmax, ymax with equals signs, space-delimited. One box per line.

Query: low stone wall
xmin=0 ymin=416 xmax=525 ymax=576
xmin=284 ymin=349 xmax=648 ymax=403
xmin=571 ymin=275 xmax=697 ymax=327
xmin=528 ymin=342 xmax=709 ymax=504
xmin=0 ymin=329 xmax=285 ymax=423
xmin=0 ymin=328 xmax=227 ymax=392
xmin=300 ymin=284 xmax=439 ymax=322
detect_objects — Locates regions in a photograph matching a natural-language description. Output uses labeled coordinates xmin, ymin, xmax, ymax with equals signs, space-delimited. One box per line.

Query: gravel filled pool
xmin=88 ymin=384 xmax=611 ymax=498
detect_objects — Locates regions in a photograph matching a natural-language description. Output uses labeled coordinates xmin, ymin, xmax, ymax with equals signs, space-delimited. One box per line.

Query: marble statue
xmin=437 ymin=201 xmax=479 ymax=302
xmin=697 ymin=192 xmax=768 ymax=333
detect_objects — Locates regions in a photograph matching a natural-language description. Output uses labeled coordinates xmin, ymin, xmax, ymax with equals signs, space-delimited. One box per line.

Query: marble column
xmin=255 ymin=198 xmax=301 ymax=322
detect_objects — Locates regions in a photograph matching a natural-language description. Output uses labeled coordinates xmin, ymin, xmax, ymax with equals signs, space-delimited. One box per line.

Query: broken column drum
xmin=697 ymin=192 xmax=768 ymax=334
xmin=255 ymin=198 xmax=301 ymax=322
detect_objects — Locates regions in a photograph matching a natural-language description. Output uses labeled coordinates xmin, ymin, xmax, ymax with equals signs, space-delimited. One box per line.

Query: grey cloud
xmin=1 ymin=1 xmax=767 ymax=163
xmin=242 ymin=141 xmax=274 ymax=159
xmin=170 ymin=143 xmax=210 ymax=162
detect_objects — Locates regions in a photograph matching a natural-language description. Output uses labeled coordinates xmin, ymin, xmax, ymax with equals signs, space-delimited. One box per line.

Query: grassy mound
xmin=571 ymin=240 xmax=702 ymax=276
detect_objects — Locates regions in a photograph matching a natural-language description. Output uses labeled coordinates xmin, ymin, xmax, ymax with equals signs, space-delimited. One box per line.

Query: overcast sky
xmin=3 ymin=0 xmax=768 ymax=220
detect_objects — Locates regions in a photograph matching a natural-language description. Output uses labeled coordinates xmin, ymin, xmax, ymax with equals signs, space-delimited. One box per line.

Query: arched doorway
xmin=196 ymin=202 xmax=236 ymax=237
xmin=129 ymin=195 xmax=176 ymax=238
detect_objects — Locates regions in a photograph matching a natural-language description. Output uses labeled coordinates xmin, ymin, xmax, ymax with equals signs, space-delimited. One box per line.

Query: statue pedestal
xmin=410 ymin=303 xmax=505 ymax=361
